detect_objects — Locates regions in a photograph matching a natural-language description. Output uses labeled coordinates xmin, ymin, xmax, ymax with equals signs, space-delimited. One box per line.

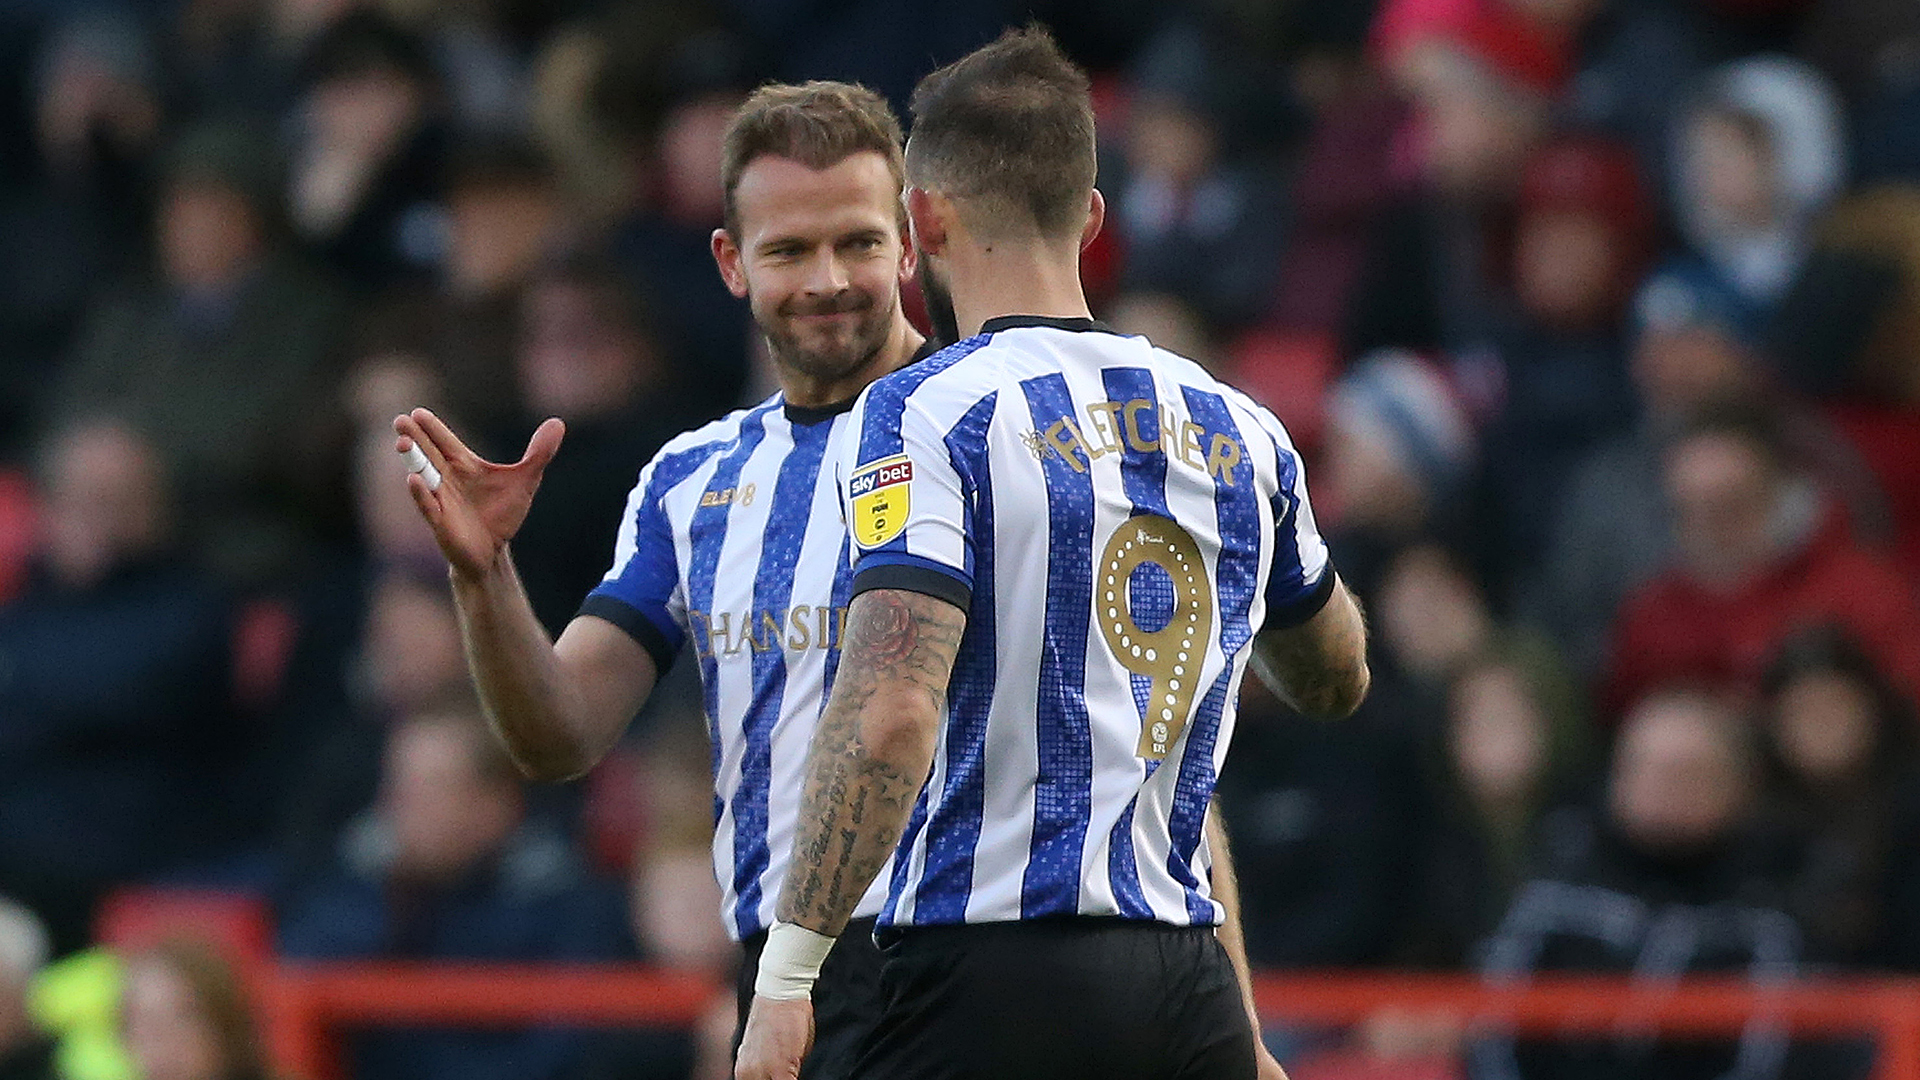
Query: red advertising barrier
xmin=257 ymin=965 xmax=1920 ymax=1080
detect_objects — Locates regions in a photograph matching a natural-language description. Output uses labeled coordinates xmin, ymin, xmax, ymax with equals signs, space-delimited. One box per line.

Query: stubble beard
xmin=761 ymin=289 xmax=896 ymax=391
xmin=917 ymin=250 xmax=960 ymax=347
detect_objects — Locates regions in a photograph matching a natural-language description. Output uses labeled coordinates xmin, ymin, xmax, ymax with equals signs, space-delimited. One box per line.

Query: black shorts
xmin=854 ymin=917 xmax=1255 ymax=1080
xmin=737 ymin=917 xmax=886 ymax=1080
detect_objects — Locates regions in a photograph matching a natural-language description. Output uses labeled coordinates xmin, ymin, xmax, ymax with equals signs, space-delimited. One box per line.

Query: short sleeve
xmin=1260 ymin=424 xmax=1336 ymax=629
xmin=578 ymin=457 xmax=686 ymax=669
xmin=842 ymin=391 xmax=975 ymax=612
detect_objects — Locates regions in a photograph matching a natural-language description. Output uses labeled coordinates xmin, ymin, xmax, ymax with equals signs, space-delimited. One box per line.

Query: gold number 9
xmin=1097 ymin=515 xmax=1215 ymax=760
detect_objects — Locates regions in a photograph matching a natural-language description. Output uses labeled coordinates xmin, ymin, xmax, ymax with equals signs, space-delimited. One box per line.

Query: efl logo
xmin=850 ymin=454 xmax=913 ymax=548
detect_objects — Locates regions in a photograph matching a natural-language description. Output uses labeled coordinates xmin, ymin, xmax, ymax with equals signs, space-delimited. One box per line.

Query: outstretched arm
xmin=1208 ymin=802 xmax=1291 ymax=1080
xmin=399 ymin=408 xmax=656 ymax=780
xmin=736 ymin=587 xmax=964 ymax=1080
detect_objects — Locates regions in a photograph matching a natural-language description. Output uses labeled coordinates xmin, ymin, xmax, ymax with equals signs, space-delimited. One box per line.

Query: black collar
xmin=781 ymin=337 xmax=948 ymax=423
xmin=979 ymin=314 xmax=1122 ymax=336
xmin=783 ymin=398 xmax=856 ymax=423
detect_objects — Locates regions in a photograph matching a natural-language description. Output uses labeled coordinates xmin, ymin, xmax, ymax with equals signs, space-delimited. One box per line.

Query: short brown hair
xmin=721 ymin=80 xmax=906 ymax=236
xmin=906 ymin=25 xmax=1096 ymax=238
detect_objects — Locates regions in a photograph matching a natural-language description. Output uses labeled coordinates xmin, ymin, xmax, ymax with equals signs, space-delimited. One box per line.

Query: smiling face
xmin=713 ymin=151 xmax=910 ymax=402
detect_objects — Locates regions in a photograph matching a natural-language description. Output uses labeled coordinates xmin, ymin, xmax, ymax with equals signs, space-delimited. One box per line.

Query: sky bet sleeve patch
xmin=849 ymin=453 xmax=913 ymax=548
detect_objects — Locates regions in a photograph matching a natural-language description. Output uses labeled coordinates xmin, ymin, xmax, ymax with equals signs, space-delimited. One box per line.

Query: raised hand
xmin=394 ymin=408 xmax=565 ymax=581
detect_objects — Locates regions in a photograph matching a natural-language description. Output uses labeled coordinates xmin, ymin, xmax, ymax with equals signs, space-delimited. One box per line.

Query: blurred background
xmin=0 ymin=0 xmax=1917 ymax=1077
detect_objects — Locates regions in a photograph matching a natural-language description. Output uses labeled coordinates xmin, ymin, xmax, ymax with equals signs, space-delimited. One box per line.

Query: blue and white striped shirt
xmin=582 ymin=394 xmax=891 ymax=941
xmin=839 ymin=316 xmax=1333 ymax=930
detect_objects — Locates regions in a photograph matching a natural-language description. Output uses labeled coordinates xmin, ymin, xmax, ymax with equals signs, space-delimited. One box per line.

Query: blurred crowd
xmin=0 ymin=0 xmax=1918 ymax=1077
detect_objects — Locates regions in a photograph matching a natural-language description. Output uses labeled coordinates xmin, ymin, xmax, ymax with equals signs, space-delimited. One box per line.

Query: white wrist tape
xmin=401 ymin=443 xmax=443 ymax=491
xmin=754 ymin=922 xmax=836 ymax=1001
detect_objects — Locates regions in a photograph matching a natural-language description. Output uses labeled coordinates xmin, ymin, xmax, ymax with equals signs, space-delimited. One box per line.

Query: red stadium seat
xmin=1225 ymin=328 xmax=1339 ymax=455
xmin=94 ymin=887 xmax=274 ymax=979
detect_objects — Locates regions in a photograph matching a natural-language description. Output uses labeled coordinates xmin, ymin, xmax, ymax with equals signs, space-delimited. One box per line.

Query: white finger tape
xmin=402 ymin=443 xmax=443 ymax=491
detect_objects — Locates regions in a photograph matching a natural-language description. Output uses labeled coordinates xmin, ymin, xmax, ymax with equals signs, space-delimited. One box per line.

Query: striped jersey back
xmin=583 ymin=395 xmax=888 ymax=941
xmin=839 ymin=316 xmax=1332 ymax=929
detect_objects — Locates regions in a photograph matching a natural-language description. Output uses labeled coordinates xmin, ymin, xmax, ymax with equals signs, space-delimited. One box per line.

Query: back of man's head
xmin=907 ymin=25 xmax=1096 ymax=240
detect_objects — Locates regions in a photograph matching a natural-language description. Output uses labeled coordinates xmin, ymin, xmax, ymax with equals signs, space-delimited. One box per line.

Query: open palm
xmin=394 ymin=407 xmax=566 ymax=580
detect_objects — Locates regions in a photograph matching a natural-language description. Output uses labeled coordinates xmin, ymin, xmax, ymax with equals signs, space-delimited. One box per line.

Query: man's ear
xmin=1080 ymin=188 xmax=1106 ymax=252
xmin=897 ymin=222 xmax=918 ymax=283
xmin=906 ymin=187 xmax=950 ymax=260
xmin=711 ymin=227 xmax=749 ymax=299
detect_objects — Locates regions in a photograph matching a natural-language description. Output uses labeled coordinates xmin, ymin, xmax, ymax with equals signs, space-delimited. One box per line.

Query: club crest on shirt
xmin=848 ymin=453 xmax=912 ymax=548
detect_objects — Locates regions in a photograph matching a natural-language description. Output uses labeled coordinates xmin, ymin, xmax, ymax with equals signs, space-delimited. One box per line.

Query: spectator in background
xmin=1477 ymin=134 xmax=1651 ymax=587
xmin=1529 ymin=268 xmax=1767 ymax=679
xmin=583 ymin=709 xmax=726 ymax=1080
xmin=369 ymin=138 xmax=569 ymax=439
xmin=1395 ymin=645 xmax=1591 ymax=969
xmin=0 ymin=11 xmax=163 ymax=454
xmin=1799 ymin=0 xmax=1920 ymax=182
xmin=1525 ymin=265 xmax=1885 ymax=679
xmin=1478 ymin=688 xmax=1802 ymax=1080
xmin=1663 ymin=55 xmax=1845 ymax=325
xmin=1215 ymin=685 xmax=1425 ymax=970
xmin=623 ymin=712 xmax=729 ymax=977
xmin=53 ymin=116 xmax=348 ymax=585
xmin=1755 ymin=629 xmax=1920 ymax=968
xmin=0 ymin=899 xmax=54 ymax=1080
xmin=345 ymin=339 xmax=451 ymax=574
xmin=1319 ymin=351 xmax=1477 ymax=599
xmin=28 ymin=11 xmax=162 ymax=199
xmin=0 ymin=420 xmax=248 ymax=954
xmin=1103 ymin=291 xmax=1221 ymax=372
xmin=120 ymin=940 xmax=272 ymax=1080
xmin=1773 ymin=186 xmax=1920 ymax=579
xmin=286 ymin=12 xmax=448 ymax=290
xmin=506 ymin=258 xmax=684 ymax=635
xmin=384 ymin=0 xmax=531 ymax=137
xmin=1107 ymin=23 xmax=1285 ymax=333
xmin=277 ymin=709 xmax=634 ymax=1080
xmin=1374 ymin=541 xmax=1498 ymax=693
xmin=1797 ymin=0 xmax=1920 ymax=120
xmin=1264 ymin=7 xmax=1405 ymax=338
xmin=611 ymin=33 xmax=753 ymax=420
xmin=1550 ymin=0 xmax=1707 ymax=186
xmin=1603 ymin=404 xmax=1920 ymax=717
xmin=526 ymin=21 xmax=649 ymax=227
xmin=273 ymin=567 xmax=472 ymax=887
xmin=1344 ymin=2 xmax=1561 ymax=363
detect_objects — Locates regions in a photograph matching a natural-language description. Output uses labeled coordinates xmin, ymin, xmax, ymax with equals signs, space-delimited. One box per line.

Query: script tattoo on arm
xmin=1251 ymin=577 xmax=1370 ymax=720
xmin=777 ymin=588 xmax=965 ymax=935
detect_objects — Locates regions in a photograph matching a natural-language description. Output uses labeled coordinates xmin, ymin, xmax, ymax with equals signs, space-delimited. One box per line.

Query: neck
xmin=948 ymin=236 xmax=1091 ymax=339
xmin=779 ymin=315 xmax=924 ymax=409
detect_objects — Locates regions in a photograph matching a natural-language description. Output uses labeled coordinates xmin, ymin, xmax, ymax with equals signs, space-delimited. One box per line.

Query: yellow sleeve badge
xmin=848 ymin=453 xmax=913 ymax=548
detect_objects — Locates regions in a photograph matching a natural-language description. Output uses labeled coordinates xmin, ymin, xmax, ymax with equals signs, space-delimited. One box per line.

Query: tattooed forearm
xmin=1251 ymin=577 xmax=1370 ymax=720
xmin=777 ymin=588 xmax=966 ymax=935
